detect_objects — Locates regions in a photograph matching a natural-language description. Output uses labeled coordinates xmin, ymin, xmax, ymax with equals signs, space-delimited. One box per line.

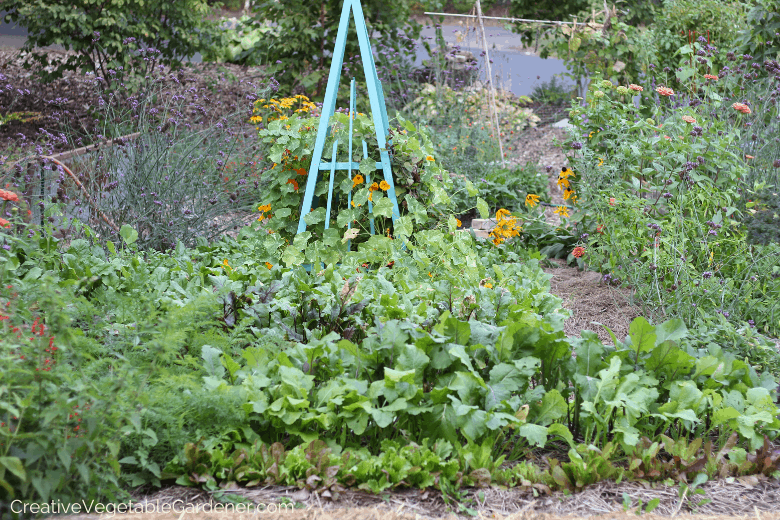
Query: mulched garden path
xmin=56 ymin=475 xmax=780 ymax=519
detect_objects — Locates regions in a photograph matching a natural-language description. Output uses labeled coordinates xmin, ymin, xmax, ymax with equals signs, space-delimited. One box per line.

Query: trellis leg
xmin=362 ymin=141 xmax=375 ymax=235
xmin=325 ymin=140 xmax=339 ymax=231
xmin=347 ymin=79 xmax=355 ymax=251
xmin=351 ymin=0 xmax=400 ymax=223
xmin=296 ymin=0 xmax=353 ymax=235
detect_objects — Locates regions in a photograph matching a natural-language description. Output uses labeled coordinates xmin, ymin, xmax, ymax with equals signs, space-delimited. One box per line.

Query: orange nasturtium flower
xmin=525 ymin=194 xmax=540 ymax=208
xmin=353 ymin=174 xmax=364 ymax=187
xmin=572 ymin=246 xmax=586 ymax=258
xmin=426 ymin=155 xmax=434 ymax=162
xmin=286 ymin=178 xmax=299 ymax=191
xmin=379 ymin=180 xmax=390 ymax=191
xmin=265 ymin=262 xmax=273 ymax=270
xmin=368 ymin=182 xmax=379 ymax=192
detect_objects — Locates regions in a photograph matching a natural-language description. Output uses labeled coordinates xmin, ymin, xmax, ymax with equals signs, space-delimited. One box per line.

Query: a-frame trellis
xmin=295 ymin=0 xmax=400 ymax=241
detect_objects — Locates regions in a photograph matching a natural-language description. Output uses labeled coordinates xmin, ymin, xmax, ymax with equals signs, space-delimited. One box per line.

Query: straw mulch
xmin=55 ymin=475 xmax=780 ymax=520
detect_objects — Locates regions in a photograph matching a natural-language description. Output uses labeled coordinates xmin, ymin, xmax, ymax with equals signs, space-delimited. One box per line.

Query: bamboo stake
xmin=474 ymin=0 xmax=506 ymax=167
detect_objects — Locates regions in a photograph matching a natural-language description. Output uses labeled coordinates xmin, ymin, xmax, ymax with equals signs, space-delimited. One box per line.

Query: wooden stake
xmin=474 ymin=0 xmax=506 ymax=167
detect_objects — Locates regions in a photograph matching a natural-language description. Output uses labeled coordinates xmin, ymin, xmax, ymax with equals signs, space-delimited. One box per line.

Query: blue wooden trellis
xmin=295 ymin=0 xmax=401 ymax=242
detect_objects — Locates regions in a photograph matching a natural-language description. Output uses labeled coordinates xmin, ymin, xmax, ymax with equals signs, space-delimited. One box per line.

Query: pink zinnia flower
xmin=628 ymin=84 xmax=644 ymax=92
xmin=656 ymin=86 xmax=675 ymax=97
xmin=732 ymin=102 xmax=751 ymax=114
xmin=704 ymin=74 xmax=718 ymax=80
xmin=682 ymin=115 xmax=696 ymax=124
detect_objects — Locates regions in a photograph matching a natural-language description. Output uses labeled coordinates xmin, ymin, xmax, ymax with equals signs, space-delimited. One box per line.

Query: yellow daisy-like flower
xmin=484 ymin=282 xmax=493 ymax=289
xmin=557 ymin=177 xmax=570 ymax=189
xmin=368 ymin=191 xmax=374 ymax=202
xmin=563 ymin=189 xmax=575 ymax=201
xmin=559 ymin=167 xmax=575 ymax=179
xmin=598 ymin=157 xmax=604 ymax=167
xmin=426 ymin=155 xmax=434 ymax=162
xmin=496 ymin=208 xmax=511 ymax=219
xmin=525 ymin=194 xmax=540 ymax=208
xmin=353 ymin=174 xmax=364 ymax=187
xmin=492 ymin=237 xmax=503 ymax=246
xmin=249 ymin=115 xmax=262 ymax=123
xmin=554 ymin=206 xmax=570 ymax=218
xmin=455 ymin=218 xmax=462 ymax=227
xmin=258 ymin=203 xmax=272 ymax=213
xmin=379 ymin=180 xmax=390 ymax=191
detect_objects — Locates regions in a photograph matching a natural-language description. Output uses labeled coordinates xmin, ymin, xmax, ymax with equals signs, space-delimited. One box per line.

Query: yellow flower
xmin=455 ymin=218 xmax=462 ymax=227
xmin=709 ymin=251 xmax=714 ymax=266
xmin=258 ymin=203 xmax=272 ymax=213
xmin=249 ymin=115 xmax=262 ymax=123
xmin=368 ymin=191 xmax=374 ymax=202
xmin=353 ymin=174 xmax=364 ymax=187
xmin=557 ymin=177 xmax=570 ymax=189
xmin=484 ymin=282 xmax=493 ymax=289
xmin=265 ymin=262 xmax=273 ymax=270
xmin=379 ymin=180 xmax=390 ymax=191
xmin=492 ymin=237 xmax=503 ymax=246
xmin=559 ymin=167 xmax=575 ymax=179
xmin=496 ymin=208 xmax=511 ymax=220
xmin=426 ymin=155 xmax=435 ymax=162
xmin=598 ymin=157 xmax=604 ymax=167
xmin=563 ymin=189 xmax=575 ymax=201
xmin=525 ymin=194 xmax=540 ymax=208
xmin=369 ymin=182 xmax=379 ymax=192
xmin=554 ymin=206 xmax=570 ymax=218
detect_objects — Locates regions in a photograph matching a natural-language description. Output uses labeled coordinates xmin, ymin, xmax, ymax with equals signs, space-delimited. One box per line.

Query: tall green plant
xmin=249 ymin=0 xmax=421 ymax=97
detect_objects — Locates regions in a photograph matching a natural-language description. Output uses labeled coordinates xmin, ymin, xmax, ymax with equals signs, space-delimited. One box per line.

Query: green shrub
xmin=736 ymin=0 xmax=780 ymax=64
xmin=1 ymin=0 xmax=221 ymax=83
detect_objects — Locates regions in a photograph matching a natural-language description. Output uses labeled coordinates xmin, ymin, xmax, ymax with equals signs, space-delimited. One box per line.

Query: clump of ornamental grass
xmin=5 ymin=62 xmax=274 ymax=251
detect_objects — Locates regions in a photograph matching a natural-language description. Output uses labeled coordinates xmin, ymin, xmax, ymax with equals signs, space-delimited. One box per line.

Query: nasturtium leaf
xmin=373 ymin=197 xmax=395 ymax=218
xmin=476 ymin=197 xmax=489 ymax=219
xmin=394 ymin=215 xmax=414 ymax=238
xmin=464 ymin=178 xmax=478 ymax=196
xmin=281 ymin=245 xmax=305 ymax=266
xmin=359 ymin=157 xmax=375 ymax=175
xmin=303 ymin=207 xmax=326 ymax=225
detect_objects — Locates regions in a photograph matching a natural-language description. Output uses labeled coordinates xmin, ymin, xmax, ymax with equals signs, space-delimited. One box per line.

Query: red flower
xmin=286 ymin=178 xmax=299 ymax=190
xmin=732 ymin=102 xmax=751 ymax=114
xmin=572 ymin=246 xmax=586 ymax=258
xmin=0 ymin=218 xmax=10 ymax=228
xmin=0 ymin=189 xmax=19 ymax=202
xmin=703 ymin=74 xmax=718 ymax=80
